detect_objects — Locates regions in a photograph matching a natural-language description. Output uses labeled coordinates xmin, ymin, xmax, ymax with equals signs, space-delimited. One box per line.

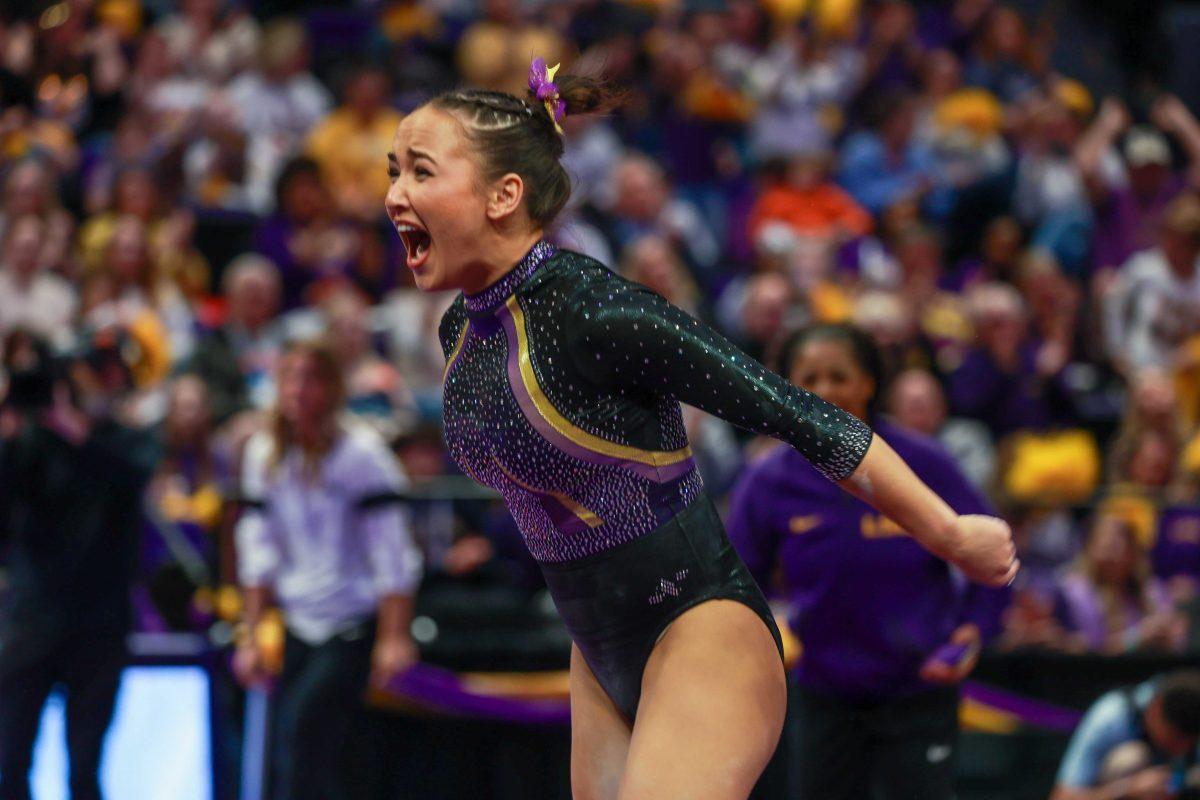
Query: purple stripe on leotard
xmin=497 ymin=301 xmax=696 ymax=484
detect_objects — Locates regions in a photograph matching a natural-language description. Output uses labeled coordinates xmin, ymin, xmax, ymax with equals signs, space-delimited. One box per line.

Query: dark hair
xmin=866 ymin=89 xmax=915 ymax=132
xmin=428 ymin=72 xmax=618 ymax=228
xmin=274 ymin=156 xmax=323 ymax=211
xmin=773 ymin=323 xmax=887 ymax=418
xmin=1160 ymin=671 xmax=1200 ymax=737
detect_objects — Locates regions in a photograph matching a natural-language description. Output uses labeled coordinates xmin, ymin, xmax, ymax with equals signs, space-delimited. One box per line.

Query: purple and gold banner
xmin=376 ymin=663 xmax=1083 ymax=734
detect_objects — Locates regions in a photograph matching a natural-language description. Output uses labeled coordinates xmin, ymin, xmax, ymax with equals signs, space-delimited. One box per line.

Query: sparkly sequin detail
xmin=648 ymin=569 xmax=690 ymax=605
xmin=464 ymin=239 xmax=557 ymax=315
xmin=438 ymin=247 xmax=872 ymax=562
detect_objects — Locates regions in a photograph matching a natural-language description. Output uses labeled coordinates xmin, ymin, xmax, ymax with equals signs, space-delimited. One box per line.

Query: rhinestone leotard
xmin=438 ymin=243 xmax=873 ymax=563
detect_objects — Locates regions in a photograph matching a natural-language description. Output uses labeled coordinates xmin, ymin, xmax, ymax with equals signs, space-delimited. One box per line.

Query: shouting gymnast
xmin=384 ymin=59 xmax=1018 ymax=799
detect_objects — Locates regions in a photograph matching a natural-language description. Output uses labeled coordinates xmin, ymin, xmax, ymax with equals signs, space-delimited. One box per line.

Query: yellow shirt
xmin=306 ymin=108 xmax=405 ymax=217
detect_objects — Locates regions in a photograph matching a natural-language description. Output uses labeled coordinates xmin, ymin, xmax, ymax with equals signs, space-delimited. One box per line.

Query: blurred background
xmin=2 ymin=0 xmax=1200 ymax=797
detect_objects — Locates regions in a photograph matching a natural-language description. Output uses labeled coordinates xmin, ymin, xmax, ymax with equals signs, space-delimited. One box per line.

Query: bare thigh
xmin=618 ymin=600 xmax=786 ymax=800
xmin=570 ymin=644 xmax=633 ymax=800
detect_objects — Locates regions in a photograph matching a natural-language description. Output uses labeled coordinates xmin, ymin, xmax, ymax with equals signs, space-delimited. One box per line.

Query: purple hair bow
xmin=528 ymin=57 xmax=565 ymax=134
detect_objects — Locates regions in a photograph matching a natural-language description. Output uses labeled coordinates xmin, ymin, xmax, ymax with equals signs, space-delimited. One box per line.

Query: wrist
xmin=929 ymin=512 xmax=964 ymax=560
xmin=376 ymin=631 xmax=412 ymax=646
xmin=234 ymin=621 xmax=259 ymax=649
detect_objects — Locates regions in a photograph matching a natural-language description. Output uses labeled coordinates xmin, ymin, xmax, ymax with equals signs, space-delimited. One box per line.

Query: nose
xmin=384 ymin=175 xmax=408 ymax=220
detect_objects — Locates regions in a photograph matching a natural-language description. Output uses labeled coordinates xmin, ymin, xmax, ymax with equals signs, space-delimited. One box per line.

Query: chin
xmin=412 ymin=269 xmax=444 ymax=293
xmin=416 ymin=262 xmax=460 ymax=293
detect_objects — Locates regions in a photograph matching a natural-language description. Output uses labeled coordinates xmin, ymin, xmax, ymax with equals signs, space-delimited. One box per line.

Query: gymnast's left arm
xmin=564 ymin=278 xmax=1017 ymax=587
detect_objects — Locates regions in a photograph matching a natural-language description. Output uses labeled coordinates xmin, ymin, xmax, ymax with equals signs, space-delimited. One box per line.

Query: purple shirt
xmin=727 ymin=420 xmax=1009 ymax=699
xmin=1091 ymin=175 xmax=1186 ymax=271
xmin=947 ymin=342 xmax=1067 ymax=439
xmin=1054 ymin=572 xmax=1174 ymax=652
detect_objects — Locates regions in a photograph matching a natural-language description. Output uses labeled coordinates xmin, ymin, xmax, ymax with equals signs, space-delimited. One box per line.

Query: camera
xmin=1 ymin=326 xmax=143 ymax=416
xmin=1 ymin=330 xmax=57 ymax=412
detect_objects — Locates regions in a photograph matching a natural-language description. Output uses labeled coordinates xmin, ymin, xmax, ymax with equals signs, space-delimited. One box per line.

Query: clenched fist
xmin=945 ymin=514 xmax=1019 ymax=587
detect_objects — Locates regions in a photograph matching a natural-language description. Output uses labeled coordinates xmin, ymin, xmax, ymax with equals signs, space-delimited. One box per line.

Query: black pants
xmin=0 ymin=634 xmax=125 ymax=800
xmin=795 ymin=684 xmax=960 ymax=800
xmin=271 ymin=619 xmax=374 ymax=800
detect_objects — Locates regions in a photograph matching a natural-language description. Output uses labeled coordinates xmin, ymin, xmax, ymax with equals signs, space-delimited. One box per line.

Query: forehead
xmin=391 ymin=106 xmax=471 ymax=160
xmin=800 ymin=337 xmax=854 ymax=362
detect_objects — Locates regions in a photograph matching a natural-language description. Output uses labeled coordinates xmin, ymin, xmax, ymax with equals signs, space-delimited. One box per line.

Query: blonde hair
xmin=1072 ymin=513 xmax=1155 ymax=636
xmin=267 ymin=339 xmax=345 ymax=480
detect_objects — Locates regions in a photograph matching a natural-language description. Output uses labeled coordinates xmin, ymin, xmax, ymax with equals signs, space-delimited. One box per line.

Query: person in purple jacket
xmin=728 ymin=323 xmax=1011 ymax=800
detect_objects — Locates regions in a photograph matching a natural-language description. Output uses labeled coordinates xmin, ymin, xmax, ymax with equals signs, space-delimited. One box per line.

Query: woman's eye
xmin=387 ymin=169 xmax=399 ymax=180
xmin=415 ymin=167 xmax=431 ymax=179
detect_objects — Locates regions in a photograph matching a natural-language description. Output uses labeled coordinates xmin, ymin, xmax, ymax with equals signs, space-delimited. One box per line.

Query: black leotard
xmin=438 ymin=242 xmax=873 ymax=718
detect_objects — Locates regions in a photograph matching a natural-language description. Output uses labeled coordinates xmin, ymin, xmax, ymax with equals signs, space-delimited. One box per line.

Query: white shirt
xmin=1105 ymin=247 xmax=1200 ymax=369
xmin=0 ymin=269 xmax=78 ymax=349
xmin=225 ymin=71 xmax=332 ymax=212
xmin=236 ymin=423 xmax=423 ymax=644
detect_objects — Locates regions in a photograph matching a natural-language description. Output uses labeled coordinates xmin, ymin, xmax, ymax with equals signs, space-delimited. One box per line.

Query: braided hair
xmin=428 ymin=75 xmax=615 ymax=228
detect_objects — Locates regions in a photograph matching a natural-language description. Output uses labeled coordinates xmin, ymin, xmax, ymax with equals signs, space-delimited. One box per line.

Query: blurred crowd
xmin=1 ymin=0 xmax=1200 ymax=663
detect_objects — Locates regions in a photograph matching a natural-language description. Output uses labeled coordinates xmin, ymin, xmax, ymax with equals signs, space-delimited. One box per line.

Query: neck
xmin=9 ymin=269 xmax=36 ymax=288
xmin=460 ymin=229 xmax=544 ymax=295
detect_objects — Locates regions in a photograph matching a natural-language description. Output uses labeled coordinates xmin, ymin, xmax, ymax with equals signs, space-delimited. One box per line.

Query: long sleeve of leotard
xmin=564 ymin=276 xmax=873 ymax=482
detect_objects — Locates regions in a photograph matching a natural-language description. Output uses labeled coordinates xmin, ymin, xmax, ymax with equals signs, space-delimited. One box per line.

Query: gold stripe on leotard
xmin=442 ymin=320 xmax=470 ymax=383
xmin=505 ymin=296 xmax=693 ymax=468
xmin=491 ymin=455 xmax=604 ymax=529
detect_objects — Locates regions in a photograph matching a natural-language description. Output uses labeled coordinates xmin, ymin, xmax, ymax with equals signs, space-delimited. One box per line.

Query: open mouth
xmin=396 ymin=222 xmax=432 ymax=271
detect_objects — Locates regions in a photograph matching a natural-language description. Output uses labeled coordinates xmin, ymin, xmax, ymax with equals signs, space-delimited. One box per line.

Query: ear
xmin=486 ymin=173 xmax=525 ymax=222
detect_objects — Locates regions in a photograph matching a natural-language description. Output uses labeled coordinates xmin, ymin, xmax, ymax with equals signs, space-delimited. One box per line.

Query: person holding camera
xmin=0 ymin=329 xmax=160 ymax=800
xmin=1053 ymin=670 xmax=1200 ymax=800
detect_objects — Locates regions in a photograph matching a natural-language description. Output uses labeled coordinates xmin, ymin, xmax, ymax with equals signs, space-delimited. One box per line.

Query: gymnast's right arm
xmin=565 ymin=276 xmax=1016 ymax=587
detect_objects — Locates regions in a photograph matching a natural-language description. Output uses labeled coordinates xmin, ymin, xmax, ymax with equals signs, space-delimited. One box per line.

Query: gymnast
xmin=383 ymin=58 xmax=1018 ymax=799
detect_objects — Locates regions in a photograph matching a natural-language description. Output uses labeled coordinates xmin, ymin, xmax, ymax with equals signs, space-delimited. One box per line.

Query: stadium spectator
xmin=142 ymin=373 xmax=227 ymax=632
xmin=948 ymin=281 xmax=1070 ymax=439
xmin=1054 ymin=513 xmax=1185 ymax=655
xmin=225 ymin=19 xmax=332 ymax=214
xmin=0 ymin=214 xmax=77 ymax=349
xmin=1104 ymin=193 xmax=1200 ymax=377
xmin=323 ymin=286 xmax=414 ymax=445
xmin=306 ymin=64 xmax=403 ymax=221
xmin=0 ymin=329 xmax=160 ymax=800
xmin=747 ymin=149 xmax=873 ymax=244
xmin=888 ymin=367 xmax=997 ymax=490
xmin=1052 ymin=670 xmax=1200 ymax=799
xmin=729 ymin=323 xmax=1009 ymax=800
xmin=254 ymin=156 xmax=363 ymax=310
xmin=188 ymin=253 xmax=285 ymax=425
xmin=233 ymin=340 xmax=421 ymax=800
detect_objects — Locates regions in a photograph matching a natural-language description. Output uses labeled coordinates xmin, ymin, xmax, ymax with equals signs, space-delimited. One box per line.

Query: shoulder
xmin=437 ymin=294 xmax=468 ymax=357
xmin=529 ymin=249 xmax=639 ymax=319
xmin=1078 ymin=688 xmax=1139 ymax=741
xmin=244 ymin=430 xmax=273 ymax=467
xmin=537 ymin=249 xmax=622 ymax=295
xmin=1057 ymin=688 xmax=1138 ymax=787
xmin=878 ymin=421 xmax=959 ymax=471
xmin=538 ymin=249 xmax=666 ymax=316
xmin=1122 ymin=249 xmax=1167 ymax=281
xmin=335 ymin=421 xmax=408 ymax=487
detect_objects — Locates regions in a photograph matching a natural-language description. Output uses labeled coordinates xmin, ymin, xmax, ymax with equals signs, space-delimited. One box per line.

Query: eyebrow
xmin=407 ymin=147 xmax=436 ymax=164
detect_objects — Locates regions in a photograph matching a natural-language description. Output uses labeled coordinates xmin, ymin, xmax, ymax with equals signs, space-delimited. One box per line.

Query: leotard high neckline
xmin=464 ymin=239 xmax=557 ymax=318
